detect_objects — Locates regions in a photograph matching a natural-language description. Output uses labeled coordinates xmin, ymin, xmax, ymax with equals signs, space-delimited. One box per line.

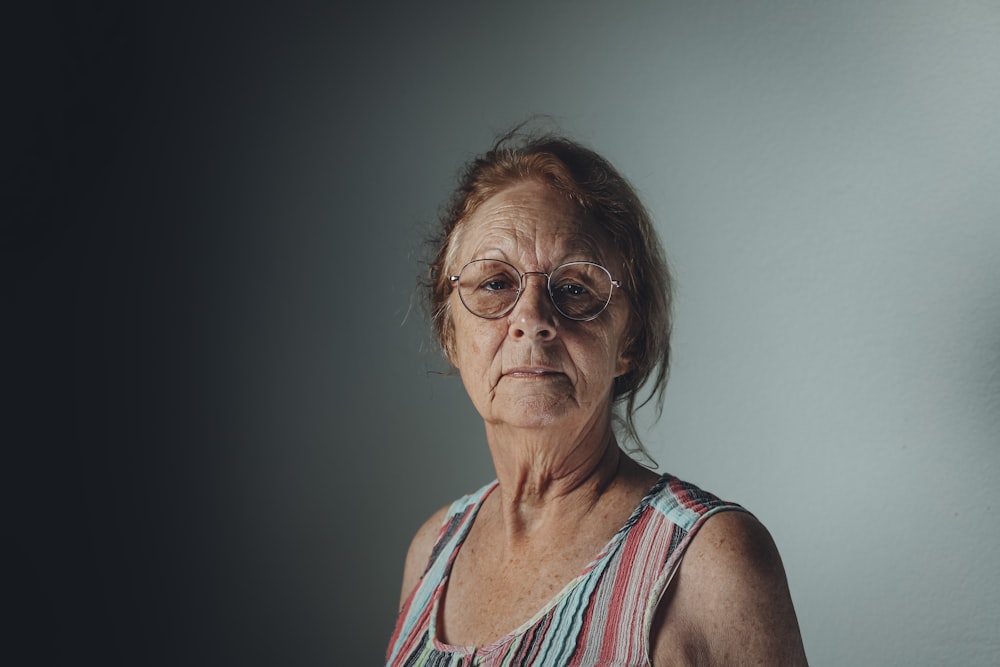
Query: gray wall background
xmin=9 ymin=1 xmax=999 ymax=665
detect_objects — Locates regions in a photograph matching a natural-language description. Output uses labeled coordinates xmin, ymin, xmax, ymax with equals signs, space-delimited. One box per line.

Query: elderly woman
xmin=386 ymin=130 xmax=808 ymax=666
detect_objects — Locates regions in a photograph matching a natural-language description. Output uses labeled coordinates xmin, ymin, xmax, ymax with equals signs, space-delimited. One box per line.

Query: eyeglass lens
xmin=455 ymin=259 xmax=614 ymax=321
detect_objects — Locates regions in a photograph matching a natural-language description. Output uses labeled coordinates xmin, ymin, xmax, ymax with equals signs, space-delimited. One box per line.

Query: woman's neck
xmin=482 ymin=420 xmax=634 ymax=544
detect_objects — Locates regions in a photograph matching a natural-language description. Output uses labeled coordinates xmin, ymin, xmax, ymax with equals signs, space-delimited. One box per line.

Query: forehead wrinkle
xmin=448 ymin=182 xmax=617 ymax=272
xmin=467 ymin=230 xmax=610 ymax=270
xmin=461 ymin=215 xmax=614 ymax=267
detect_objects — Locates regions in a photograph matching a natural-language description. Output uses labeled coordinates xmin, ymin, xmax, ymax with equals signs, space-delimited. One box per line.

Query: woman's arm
xmin=651 ymin=511 xmax=808 ymax=665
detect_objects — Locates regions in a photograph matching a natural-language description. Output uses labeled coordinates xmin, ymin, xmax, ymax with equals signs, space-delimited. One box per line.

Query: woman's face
xmin=446 ymin=180 xmax=631 ymax=431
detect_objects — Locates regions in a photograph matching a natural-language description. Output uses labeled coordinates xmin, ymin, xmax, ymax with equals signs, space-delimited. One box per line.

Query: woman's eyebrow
xmin=562 ymin=236 xmax=609 ymax=261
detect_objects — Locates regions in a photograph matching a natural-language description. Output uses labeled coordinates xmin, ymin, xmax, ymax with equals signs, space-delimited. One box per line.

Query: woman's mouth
xmin=504 ymin=366 xmax=562 ymax=379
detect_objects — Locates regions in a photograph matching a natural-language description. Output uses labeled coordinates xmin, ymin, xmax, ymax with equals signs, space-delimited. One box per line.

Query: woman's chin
xmin=485 ymin=392 xmax=577 ymax=429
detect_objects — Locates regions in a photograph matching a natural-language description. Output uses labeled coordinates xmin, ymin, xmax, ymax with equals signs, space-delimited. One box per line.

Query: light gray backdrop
xmin=222 ymin=2 xmax=999 ymax=664
xmin=325 ymin=3 xmax=999 ymax=664
xmin=21 ymin=1 xmax=997 ymax=665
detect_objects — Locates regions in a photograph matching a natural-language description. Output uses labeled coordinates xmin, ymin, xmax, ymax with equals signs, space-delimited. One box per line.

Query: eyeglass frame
xmin=448 ymin=258 xmax=623 ymax=322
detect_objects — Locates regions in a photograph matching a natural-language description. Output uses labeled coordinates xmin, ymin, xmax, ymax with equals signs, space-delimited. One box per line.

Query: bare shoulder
xmin=398 ymin=504 xmax=452 ymax=610
xmin=652 ymin=510 xmax=808 ymax=666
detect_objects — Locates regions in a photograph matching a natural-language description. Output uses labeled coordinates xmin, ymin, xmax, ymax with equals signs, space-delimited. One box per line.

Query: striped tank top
xmin=386 ymin=473 xmax=744 ymax=666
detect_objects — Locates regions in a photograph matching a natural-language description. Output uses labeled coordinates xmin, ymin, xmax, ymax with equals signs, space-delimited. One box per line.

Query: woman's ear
xmin=614 ymin=352 xmax=632 ymax=378
xmin=615 ymin=327 xmax=637 ymax=379
xmin=441 ymin=319 xmax=459 ymax=368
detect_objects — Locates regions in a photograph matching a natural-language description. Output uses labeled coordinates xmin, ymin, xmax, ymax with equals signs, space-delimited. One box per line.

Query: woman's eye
xmin=554 ymin=283 xmax=589 ymax=297
xmin=482 ymin=277 xmax=516 ymax=291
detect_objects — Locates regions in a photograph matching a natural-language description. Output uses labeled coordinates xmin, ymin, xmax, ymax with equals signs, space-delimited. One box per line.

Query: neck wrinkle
xmin=487 ymin=427 xmax=624 ymax=546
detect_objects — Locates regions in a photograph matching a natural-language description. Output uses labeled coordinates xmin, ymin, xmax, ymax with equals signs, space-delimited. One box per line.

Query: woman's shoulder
xmin=398 ymin=504 xmax=450 ymax=609
xmin=651 ymin=509 xmax=808 ymax=665
xmin=681 ymin=510 xmax=787 ymax=592
xmin=397 ymin=480 xmax=498 ymax=609
xmin=645 ymin=473 xmax=747 ymax=531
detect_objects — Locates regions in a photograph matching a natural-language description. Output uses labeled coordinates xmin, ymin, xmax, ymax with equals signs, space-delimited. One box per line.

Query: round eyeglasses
xmin=449 ymin=259 xmax=621 ymax=321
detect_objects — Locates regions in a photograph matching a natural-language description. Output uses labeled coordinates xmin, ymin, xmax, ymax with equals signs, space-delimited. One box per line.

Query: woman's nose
xmin=508 ymin=274 xmax=556 ymax=340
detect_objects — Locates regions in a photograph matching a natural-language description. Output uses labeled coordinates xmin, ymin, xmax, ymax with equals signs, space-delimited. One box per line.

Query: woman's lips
xmin=504 ymin=366 xmax=562 ymax=378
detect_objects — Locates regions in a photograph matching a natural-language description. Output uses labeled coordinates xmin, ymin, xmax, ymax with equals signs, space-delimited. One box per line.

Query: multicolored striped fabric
xmin=386 ymin=473 xmax=745 ymax=666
